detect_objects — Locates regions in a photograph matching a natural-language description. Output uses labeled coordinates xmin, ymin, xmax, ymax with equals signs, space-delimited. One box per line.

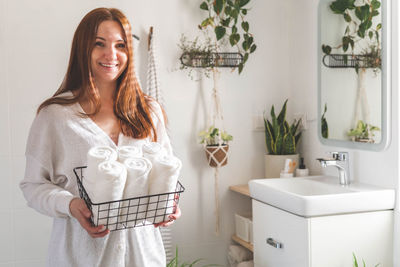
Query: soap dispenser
xmin=295 ymin=157 xmax=309 ymax=177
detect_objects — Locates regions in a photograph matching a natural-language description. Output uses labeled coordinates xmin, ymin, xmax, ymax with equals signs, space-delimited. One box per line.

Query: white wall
xmin=0 ymin=0 xmax=294 ymax=266
xmin=1 ymin=0 xmax=398 ymax=266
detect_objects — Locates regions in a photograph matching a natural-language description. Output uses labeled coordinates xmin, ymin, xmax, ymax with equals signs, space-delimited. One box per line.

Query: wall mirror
xmin=318 ymin=0 xmax=391 ymax=151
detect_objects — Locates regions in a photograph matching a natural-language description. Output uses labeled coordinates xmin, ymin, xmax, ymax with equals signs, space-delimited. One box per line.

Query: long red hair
xmin=38 ymin=7 xmax=160 ymax=141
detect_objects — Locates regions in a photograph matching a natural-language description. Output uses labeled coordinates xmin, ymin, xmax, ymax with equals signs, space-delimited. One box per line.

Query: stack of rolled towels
xmin=83 ymin=143 xmax=182 ymax=229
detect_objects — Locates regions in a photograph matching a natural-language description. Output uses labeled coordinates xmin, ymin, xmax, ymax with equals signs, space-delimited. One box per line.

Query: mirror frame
xmin=317 ymin=0 xmax=391 ymax=151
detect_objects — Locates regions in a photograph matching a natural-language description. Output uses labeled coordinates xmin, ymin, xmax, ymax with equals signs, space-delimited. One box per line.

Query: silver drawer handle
xmin=267 ymin=238 xmax=283 ymax=249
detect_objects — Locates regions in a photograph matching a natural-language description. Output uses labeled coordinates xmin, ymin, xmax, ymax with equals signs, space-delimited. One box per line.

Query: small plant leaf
xmin=277 ymin=99 xmax=288 ymax=125
xmin=241 ymin=8 xmax=247 ymax=15
xmin=376 ymin=23 xmax=382 ymax=30
xmin=369 ymin=31 xmax=374 ymax=39
xmin=238 ymin=62 xmax=244 ymax=74
xmin=322 ymin=45 xmax=332 ymax=55
xmin=215 ymin=26 xmax=226 ymax=40
xmin=344 ymin=13 xmax=352 ymax=22
xmin=243 ymin=52 xmax=249 ymax=63
xmin=250 ymin=44 xmax=257 ymax=53
xmin=241 ymin=21 xmax=249 ymax=32
xmin=371 ymin=0 xmax=381 ymax=10
xmin=200 ymin=2 xmax=209 ymax=10
xmin=239 ymin=0 xmax=250 ymax=8
xmin=213 ymin=0 xmax=224 ymax=15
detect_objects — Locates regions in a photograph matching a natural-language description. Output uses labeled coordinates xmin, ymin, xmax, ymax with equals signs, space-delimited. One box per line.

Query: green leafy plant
xmin=167 ymin=247 xmax=222 ymax=267
xmin=321 ymin=103 xmax=329 ymax=139
xmin=352 ymin=252 xmax=380 ymax=267
xmin=178 ymin=34 xmax=217 ymax=79
xmin=199 ymin=126 xmax=233 ymax=146
xmin=347 ymin=120 xmax=380 ymax=142
xmin=198 ymin=0 xmax=257 ymax=74
xmin=321 ymin=0 xmax=381 ymax=73
xmin=264 ymin=99 xmax=302 ymax=155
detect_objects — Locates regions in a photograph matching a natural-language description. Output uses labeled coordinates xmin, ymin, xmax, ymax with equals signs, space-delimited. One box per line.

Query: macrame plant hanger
xmin=204 ymin=67 xmax=228 ymax=235
xmin=352 ymin=68 xmax=372 ymax=138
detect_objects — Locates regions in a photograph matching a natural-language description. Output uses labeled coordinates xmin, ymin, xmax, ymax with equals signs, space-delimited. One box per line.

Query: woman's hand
xmin=154 ymin=205 xmax=182 ymax=228
xmin=69 ymin=198 xmax=110 ymax=238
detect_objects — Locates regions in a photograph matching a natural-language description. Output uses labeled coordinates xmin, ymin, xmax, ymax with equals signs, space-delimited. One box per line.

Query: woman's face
xmin=90 ymin=20 xmax=128 ymax=87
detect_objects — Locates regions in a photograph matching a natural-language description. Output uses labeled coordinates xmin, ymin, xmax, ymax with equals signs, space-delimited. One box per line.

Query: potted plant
xmin=347 ymin=120 xmax=380 ymax=143
xmin=179 ymin=0 xmax=256 ymax=75
xmin=263 ymin=99 xmax=302 ymax=178
xmin=178 ymin=34 xmax=217 ymax=80
xmin=321 ymin=0 xmax=382 ymax=73
xmin=199 ymin=126 xmax=233 ymax=167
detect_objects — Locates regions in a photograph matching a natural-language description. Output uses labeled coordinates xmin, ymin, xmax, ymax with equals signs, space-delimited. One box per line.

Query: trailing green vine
xmin=199 ymin=0 xmax=257 ymax=74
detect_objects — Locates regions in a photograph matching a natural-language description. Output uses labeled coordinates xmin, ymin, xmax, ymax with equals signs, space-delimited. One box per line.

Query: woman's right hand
xmin=69 ymin=198 xmax=110 ymax=238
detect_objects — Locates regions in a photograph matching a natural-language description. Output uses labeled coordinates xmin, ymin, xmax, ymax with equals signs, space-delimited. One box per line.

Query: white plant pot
xmin=264 ymin=154 xmax=299 ymax=178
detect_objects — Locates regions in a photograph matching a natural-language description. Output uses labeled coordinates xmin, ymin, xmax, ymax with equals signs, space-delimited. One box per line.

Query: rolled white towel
xmin=83 ymin=161 xmax=127 ymax=230
xmin=86 ymin=146 xmax=118 ymax=189
xmin=120 ymin=157 xmax=152 ymax=227
xmin=147 ymin=154 xmax=182 ymax=224
xmin=117 ymin=145 xmax=143 ymax=163
xmin=142 ymin=142 xmax=166 ymax=161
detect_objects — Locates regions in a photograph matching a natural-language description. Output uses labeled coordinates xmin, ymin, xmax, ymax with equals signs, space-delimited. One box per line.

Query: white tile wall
xmin=0 ymin=156 xmax=12 ymax=211
xmin=13 ymin=208 xmax=51 ymax=262
xmin=11 ymin=156 xmax=27 ymax=209
xmin=14 ymin=261 xmax=46 ymax=267
xmin=0 ymin=211 xmax=14 ymax=263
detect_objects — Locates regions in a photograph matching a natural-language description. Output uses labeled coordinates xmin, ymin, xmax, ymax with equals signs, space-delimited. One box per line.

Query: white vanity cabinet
xmin=253 ymin=199 xmax=393 ymax=267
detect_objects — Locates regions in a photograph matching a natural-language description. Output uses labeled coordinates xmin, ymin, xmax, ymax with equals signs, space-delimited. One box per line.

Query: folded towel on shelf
xmin=83 ymin=160 xmax=127 ymax=230
xmin=117 ymin=145 xmax=143 ymax=163
xmin=85 ymin=146 xmax=118 ymax=187
xmin=120 ymin=157 xmax=152 ymax=227
xmin=227 ymin=245 xmax=253 ymax=266
xmin=147 ymin=154 xmax=182 ymax=224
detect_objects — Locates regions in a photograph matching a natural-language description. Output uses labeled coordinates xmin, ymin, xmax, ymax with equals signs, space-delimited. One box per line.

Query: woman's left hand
xmin=154 ymin=205 xmax=181 ymax=228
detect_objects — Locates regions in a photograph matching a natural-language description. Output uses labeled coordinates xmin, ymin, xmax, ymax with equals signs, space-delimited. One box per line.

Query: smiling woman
xmin=19 ymin=7 xmax=181 ymax=267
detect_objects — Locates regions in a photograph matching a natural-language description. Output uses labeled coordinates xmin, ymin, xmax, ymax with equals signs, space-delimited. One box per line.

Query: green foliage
xmin=167 ymin=247 xmax=222 ymax=267
xmin=198 ymin=0 xmax=256 ymax=74
xmin=178 ymin=34 xmax=217 ymax=79
xmin=347 ymin=120 xmax=380 ymax=142
xmin=199 ymin=126 xmax=233 ymax=146
xmin=322 ymin=0 xmax=381 ymax=72
xmin=352 ymin=252 xmax=380 ymax=267
xmin=321 ymin=103 xmax=329 ymax=139
xmin=264 ymin=99 xmax=302 ymax=155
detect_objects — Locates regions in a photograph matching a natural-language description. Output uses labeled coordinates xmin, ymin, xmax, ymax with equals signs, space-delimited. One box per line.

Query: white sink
xmin=248 ymin=176 xmax=395 ymax=217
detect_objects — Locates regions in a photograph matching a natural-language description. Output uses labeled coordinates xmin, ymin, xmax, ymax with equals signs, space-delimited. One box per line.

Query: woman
xmin=20 ymin=7 xmax=180 ymax=267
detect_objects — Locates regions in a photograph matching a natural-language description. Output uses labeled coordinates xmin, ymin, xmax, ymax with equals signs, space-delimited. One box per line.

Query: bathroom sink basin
xmin=248 ymin=176 xmax=395 ymax=217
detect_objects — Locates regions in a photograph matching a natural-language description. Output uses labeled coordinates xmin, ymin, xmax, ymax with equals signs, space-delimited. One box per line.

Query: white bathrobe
xmin=20 ymin=91 xmax=173 ymax=267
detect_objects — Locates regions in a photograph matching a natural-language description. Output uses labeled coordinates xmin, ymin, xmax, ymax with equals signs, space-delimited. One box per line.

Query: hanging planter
xmin=204 ymin=144 xmax=229 ymax=168
xmin=199 ymin=126 xmax=232 ymax=168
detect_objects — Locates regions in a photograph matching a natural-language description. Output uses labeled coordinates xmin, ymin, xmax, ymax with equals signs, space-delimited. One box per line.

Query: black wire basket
xmin=73 ymin=166 xmax=185 ymax=231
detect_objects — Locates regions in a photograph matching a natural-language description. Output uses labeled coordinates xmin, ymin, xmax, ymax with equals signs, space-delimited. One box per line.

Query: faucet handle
xmin=330 ymin=152 xmax=348 ymax=161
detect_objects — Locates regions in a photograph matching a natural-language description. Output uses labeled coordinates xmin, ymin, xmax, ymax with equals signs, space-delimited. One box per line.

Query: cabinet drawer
xmin=253 ymin=200 xmax=310 ymax=267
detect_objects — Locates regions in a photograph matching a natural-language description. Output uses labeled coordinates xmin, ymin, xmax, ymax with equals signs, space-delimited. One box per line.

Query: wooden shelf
xmin=232 ymin=235 xmax=253 ymax=252
xmin=229 ymin=184 xmax=250 ymax=197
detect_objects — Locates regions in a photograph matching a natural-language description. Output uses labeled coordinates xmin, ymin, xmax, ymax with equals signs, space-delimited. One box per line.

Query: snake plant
xmin=264 ymin=99 xmax=301 ymax=155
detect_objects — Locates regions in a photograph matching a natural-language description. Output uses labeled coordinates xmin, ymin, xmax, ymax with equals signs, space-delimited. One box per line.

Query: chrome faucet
xmin=317 ymin=152 xmax=350 ymax=185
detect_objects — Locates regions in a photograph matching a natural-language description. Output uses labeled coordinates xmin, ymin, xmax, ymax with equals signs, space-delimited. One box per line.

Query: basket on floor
xmin=73 ymin=166 xmax=185 ymax=231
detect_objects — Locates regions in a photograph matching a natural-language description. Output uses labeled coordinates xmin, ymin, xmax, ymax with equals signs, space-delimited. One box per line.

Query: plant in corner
xmin=352 ymin=252 xmax=380 ymax=267
xmin=347 ymin=120 xmax=380 ymax=143
xmin=199 ymin=126 xmax=233 ymax=167
xmin=263 ymin=99 xmax=302 ymax=178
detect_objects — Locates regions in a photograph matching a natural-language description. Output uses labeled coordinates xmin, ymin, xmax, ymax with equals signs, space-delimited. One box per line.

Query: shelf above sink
xmin=248 ymin=176 xmax=395 ymax=217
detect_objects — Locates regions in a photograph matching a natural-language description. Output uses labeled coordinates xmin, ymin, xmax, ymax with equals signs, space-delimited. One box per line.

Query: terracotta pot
xmin=205 ymin=145 xmax=229 ymax=167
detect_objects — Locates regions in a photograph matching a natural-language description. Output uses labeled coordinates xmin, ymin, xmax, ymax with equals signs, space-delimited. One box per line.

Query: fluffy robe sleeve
xmin=20 ymin=105 xmax=76 ymax=218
